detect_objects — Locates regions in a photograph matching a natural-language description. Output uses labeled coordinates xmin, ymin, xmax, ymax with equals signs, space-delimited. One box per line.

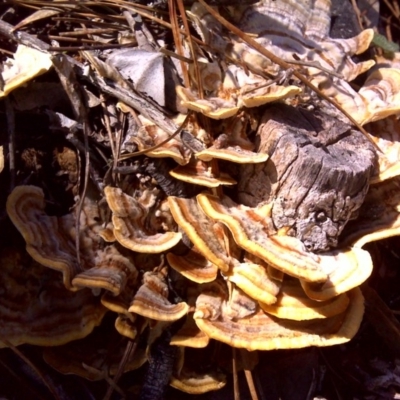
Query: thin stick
xmin=5 ymin=98 xmax=15 ymax=190
xmin=0 ymin=337 xmax=62 ymax=400
xmin=176 ymin=0 xmax=204 ymax=98
xmin=197 ymin=0 xmax=381 ymax=152
xmin=244 ymin=370 xmax=259 ymax=400
xmin=103 ymin=340 xmax=137 ymax=400
xmin=232 ymin=348 xmax=240 ymax=400
xmin=168 ymin=0 xmax=190 ymax=87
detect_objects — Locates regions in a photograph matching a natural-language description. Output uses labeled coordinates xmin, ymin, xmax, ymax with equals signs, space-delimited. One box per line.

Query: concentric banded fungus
xmin=72 ymin=246 xmax=137 ymax=295
xmin=7 ymin=185 xmax=83 ymax=289
xmin=228 ymin=0 xmax=374 ymax=80
xmin=7 ymin=185 xmax=138 ymax=296
xmin=104 ymin=186 xmax=182 ymax=253
xmin=171 ymin=314 xmax=210 ymax=348
xmin=341 ymin=176 xmax=400 ymax=248
xmin=197 ymin=193 xmax=373 ymax=295
xmin=330 ymin=68 xmax=400 ymax=126
xmin=168 ymin=196 xmax=234 ymax=272
xmin=196 ymin=193 xmax=327 ymax=282
xmin=129 ymin=269 xmax=189 ymax=321
xmin=170 ymin=367 xmax=226 ymax=394
xmin=170 ymin=159 xmax=237 ymax=187
xmin=300 ymin=247 xmax=373 ymax=301
xmin=186 ymin=0 xmax=376 ymax=121
xmin=195 ymin=146 xmax=269 ymax=164
xmin=176 ymin=85 xmax=239 ymax=120
xmin=228 ymin=262 xmax=281 ymax=305
xmin=194 ymin=288 xmax=364 ymax=351
xmin=0 ymin=248 xmax=106 ymax=348
xmin=260 ymin=279 xmax=350 ymax=320
xmin=367 ymin=116 xmax=400 ymax=183
xmin=238 ymin=84 xmax=302 ymax=108
xmin=125 ymin=115 xmax=191 ymax=165
xmin=167 ymin=249 xmax=218 ymax=283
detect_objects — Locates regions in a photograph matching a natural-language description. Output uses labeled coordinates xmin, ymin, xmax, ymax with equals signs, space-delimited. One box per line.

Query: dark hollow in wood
xmin=238 ymin=104 xmax=377 ymax=252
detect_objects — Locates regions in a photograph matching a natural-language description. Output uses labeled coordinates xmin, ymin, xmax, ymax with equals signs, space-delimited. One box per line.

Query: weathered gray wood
xmin=238 ymin=104 xmax=377 ymax=252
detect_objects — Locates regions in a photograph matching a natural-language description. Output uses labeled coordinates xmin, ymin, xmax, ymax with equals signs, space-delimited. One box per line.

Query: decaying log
xmin=238 ymin=104 xmax=377 ymax=252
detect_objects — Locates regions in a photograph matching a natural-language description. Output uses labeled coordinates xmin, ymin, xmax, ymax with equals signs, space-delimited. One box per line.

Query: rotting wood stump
xmin=238 ymin=104 xmax=377 ymax=252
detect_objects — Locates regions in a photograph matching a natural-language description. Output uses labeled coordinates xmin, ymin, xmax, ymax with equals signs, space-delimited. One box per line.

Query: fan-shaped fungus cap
xmin=7 ymin=185 xmax=83 ymax=289
xmin=129 ymin=269 xmax=189 ymax=321
xmin=239 ymin=84 xmax=301 ymax=108
xmin=168 ymin=196 xmax=234 ymax=272
xmin=170 ymin=368 xmax=226 ymax=394
xmin=104 ymin=186 xmax=182 ymax=253
xmin=195 ymin=145 xmax=269 ymax=164
xmin=0 ymin=248 xmax=106 ymax=348
xmin=358 ymin=68 xmax=400 ymax=124
xmin=72 ymin=246 xmax=138 ymax=295
xmin=227 ymin=262 xmax=281 ymax=305
xmin=114 ymin=314 xmax=138 ymax=340
xmin=170 ymin=159 xmax=236 ymax=187
xmin=176 ymin=86 xmax=239 ymax=119
xmin=260 ymin=279 xmax=350 ymax=320
xmin=196 ymin=193 xmax=328 ymax=282
xmin=167 ymin=249 xmax=218 ymax=283
xmin=301 ymin=247 xmax=373 ymax=301
xmin=368 ymin=116 xmax=400 ymax=184
xmin=341 ymin=176 xmax=400 ymax=248
xmin=124 ymin=115 xmax=191 ymax=165
xmin=194 ymin=288 xmax=364 ymax=351
xmin=170 ymin=346 xmax=226 ymax=394
xmin=327 ymin=68 xmax=400 ymax=126
xmin=171 ymin=314 xmax=210 ymax=348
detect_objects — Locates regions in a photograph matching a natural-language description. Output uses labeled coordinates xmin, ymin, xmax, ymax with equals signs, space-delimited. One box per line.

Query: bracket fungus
xmin=167 ymin=249 xmax=218 ymax=284
xmin=6 ymin=185 xmax=85 ymax=290
xmin=104 ymin=186 xmax=182 ymax=253
xmin=194 ymin=287 xmax=364 ymax=351
xmin=259 ymin=279 xmax=350 ymax=321
xmin=7 ymin=185 xmax=139 ymax=296
xmin=0 ymin=247 xmax=106 ymax=348
xmin=5 ymin=0 xmax=400 ymax=396
xmin=129 ymin=269 xmax=189 ymax=321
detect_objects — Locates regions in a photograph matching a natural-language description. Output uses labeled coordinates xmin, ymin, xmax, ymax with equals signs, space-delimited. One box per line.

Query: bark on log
xmin=238 ymin=104 xmax=377 ymax=252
